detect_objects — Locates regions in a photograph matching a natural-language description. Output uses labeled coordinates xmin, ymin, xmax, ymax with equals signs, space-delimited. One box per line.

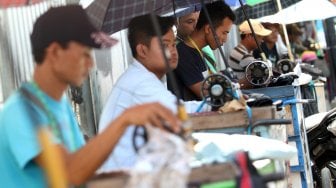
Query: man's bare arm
xmin=35 ymin=102 xmax=180 ymax=185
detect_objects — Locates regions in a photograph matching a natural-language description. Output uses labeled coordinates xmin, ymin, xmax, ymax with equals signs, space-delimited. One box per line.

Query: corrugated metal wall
xmin=0 ymin=1 xmax=132 ymax=136
xmin=80 ymin=30 xmax=132 ymax=137
xmin=0 ymin=0 xmax=66 ymax=100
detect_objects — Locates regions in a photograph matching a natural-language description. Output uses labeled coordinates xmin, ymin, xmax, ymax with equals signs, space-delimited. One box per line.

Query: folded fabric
xmin=218 ymin=99 xmax=246 ymax=113
xmin=192 ymin=133 xmax=297 ymax=164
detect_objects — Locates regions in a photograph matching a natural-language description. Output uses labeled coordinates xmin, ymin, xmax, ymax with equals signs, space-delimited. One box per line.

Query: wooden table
xmin=87 ymin=163 xmax=238 ymax=188
xmin=190 ymin=106 xmax=276 ymax=131
xmin=87 ymin=106 xmax=277 ymax=188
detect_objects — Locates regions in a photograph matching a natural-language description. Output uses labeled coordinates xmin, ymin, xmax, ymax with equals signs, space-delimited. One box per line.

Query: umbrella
xmin=234 ymin=0 xmax=300 ymax=24
xmin=225 ymin=0 xmax=270 ymax=7
xmin=258 ymin=0 xmax=336 ymax=24
xmin=85 ymin=0 xmax=279 ymax=35
xmin=85 ymin=0 xmax=215 ymax=35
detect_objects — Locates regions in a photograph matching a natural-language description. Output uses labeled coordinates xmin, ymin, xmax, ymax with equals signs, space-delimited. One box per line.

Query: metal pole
xmin=200 ymin=0 xmax=231 ymax=69
xmin=238 ymin=0 xmax=268 ymax=61
xmin=276 ymin=0 xmax=294 ymax=61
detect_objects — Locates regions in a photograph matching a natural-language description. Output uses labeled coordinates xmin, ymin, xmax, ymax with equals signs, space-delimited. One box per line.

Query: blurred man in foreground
xmin=0 ymin=5 xmax=179 ymax=187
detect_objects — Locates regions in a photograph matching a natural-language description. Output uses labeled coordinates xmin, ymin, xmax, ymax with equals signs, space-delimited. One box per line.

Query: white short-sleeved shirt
xmin=97 ymin=60 xmax=206 ymax=173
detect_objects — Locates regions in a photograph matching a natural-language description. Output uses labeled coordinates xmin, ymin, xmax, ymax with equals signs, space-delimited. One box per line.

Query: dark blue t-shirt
xmin=167 ymin=42 xmax=207 ymax=101
xmin=253 ymin=42 xmax=279 ymax=66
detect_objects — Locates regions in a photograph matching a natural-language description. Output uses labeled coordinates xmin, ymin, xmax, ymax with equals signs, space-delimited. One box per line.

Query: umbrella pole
xmin=276 ymin=0 xmax=294 ymax=61
xmin=199 ymin=0 xmax=230 ymax=71
xmin=144 ymin=0 xmax=181 ymax=102
xmin=238 ymin=0 xmax=267 ymax=62
xmin=311 ymin=21 xmax=322 ymax=52
xmin=148 ymin=13 xmax=189 ymax=121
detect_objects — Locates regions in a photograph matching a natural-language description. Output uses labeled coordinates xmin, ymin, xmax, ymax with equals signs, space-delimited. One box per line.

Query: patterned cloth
xmin=86 ymin=0 xmax=213 ymax=34
xmin=234 ymin=0 xmax=301 ymax=24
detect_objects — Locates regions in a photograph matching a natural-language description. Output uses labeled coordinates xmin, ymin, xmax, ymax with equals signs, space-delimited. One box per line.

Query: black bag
xmin=268 ymin=74 xmax=298 ymax=87
xmin=300 ymin=84 xmax=318 ymax=117
xmin=243 ymin=92 xmax=273 ymax=107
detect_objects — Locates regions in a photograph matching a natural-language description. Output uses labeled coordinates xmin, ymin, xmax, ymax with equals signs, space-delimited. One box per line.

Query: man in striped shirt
xmin=228 ymin=19 xmax=271 ymax=80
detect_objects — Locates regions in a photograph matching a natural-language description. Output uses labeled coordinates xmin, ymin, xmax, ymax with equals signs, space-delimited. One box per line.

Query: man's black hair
xmin=128 ymin=14 xmax=175 ymax=58
xmin=196 ymin=1 xmax=236 ymax=30
xmin=33 ymin=42 xmax=69 ymax=64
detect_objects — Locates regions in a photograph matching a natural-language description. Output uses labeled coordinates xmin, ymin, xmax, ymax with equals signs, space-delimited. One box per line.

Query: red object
xmin=0 ymin=0 xmax=41 ymax=8
xmin=236 ymin=152 xmax=252 ymax=188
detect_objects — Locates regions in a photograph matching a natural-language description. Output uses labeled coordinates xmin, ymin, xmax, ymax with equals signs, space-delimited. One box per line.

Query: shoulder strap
xmin=19 ymin=86 xmax=64 ymax=142
xmin=20 ymin=86 xmax=49 ymax=115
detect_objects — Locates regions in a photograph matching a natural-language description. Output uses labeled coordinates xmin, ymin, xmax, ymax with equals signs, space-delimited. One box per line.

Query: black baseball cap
xmin=31 ymin=5 xmax=117 ymax=53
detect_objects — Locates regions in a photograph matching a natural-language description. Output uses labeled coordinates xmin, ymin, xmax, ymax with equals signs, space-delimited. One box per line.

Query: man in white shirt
xmin=98 ymin=14 xmax=208 ymax=173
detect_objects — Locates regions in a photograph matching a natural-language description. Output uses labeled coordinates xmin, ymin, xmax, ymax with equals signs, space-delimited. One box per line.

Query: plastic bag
xmin=126 ymin=125 xmax=192 ymax=188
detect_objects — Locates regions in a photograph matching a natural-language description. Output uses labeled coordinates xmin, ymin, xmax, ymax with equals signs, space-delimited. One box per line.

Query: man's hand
xmin=122 ymin=102 xmax=181 ymax=133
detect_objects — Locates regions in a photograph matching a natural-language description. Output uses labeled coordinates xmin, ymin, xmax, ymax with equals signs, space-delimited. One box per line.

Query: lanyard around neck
xmin=30 ymin=82 xmax=76 ymax=150
xmin=188 ymin=36 xmax=217 ymax=74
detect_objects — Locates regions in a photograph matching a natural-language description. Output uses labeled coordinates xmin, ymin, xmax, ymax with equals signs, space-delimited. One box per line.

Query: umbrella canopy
xmin=225 ymin=0 xmax=271 ymax=7
xmin=258 ymin=0 xmax=336 ymax=24
xmin=234 ymin=0 xmax=300 ymax=24
xmin=85 ymin=0 xmax=215 ymax=35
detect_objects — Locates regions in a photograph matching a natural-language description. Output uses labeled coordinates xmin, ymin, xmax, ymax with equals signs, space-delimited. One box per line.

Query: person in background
xmin=168 ymin=1 xmax=236 ymax=101
xmin=253 ymin=22 xmax=288 ymax=66
xmin=286 ymin=23 xmax=307 ymax=58
xmin=175 ymin=11 xmax=217 ymax=78
xmin=176 ymin=11 xmax=216 ymax=75
xmin=176 ymin=11 xmax=200 ymax=43
xmin=0 ymin=5 xmax=179 ymax=187
xmin=98 ymin=14 xmax=210 ymax=173
xmin=228 ymin=19 xmax=271 ymax=81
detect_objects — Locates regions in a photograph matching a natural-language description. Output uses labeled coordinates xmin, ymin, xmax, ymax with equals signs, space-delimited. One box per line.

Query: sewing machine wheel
xmin=245 ymin=60 xmax=272 ymax=86
xmin=201 ymin=74 xmax=233 ymax=107
xmin=276 ymin=59 xmax=294 ymax=74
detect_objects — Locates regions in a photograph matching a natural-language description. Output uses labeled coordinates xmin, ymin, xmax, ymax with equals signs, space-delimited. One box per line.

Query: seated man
xmin=176 ymin=11 xmax=200 ymax=43
xmin=168 ymin=1 xmax=236 ymax=101
xmin=253 ymin=22 xmax=288 ymax=66
xmin=0 ymin=5 xmax=179 ymax=187
xmin=98 ymin=14 xmax=209 ymax=173
xmin=175 ymin=11 xmax=217 ymax=75
xmin=286 ymin=24 xmax=307 ymax=58
xmin=228 ymin=19 xmax=271 ymax=81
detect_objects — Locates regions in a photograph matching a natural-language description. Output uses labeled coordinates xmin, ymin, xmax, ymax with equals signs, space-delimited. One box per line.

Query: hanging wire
xmin=199 ymin=0 xmax=232 ymax=70
xmin=147 ymin=0 xmax=183 ymax=106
